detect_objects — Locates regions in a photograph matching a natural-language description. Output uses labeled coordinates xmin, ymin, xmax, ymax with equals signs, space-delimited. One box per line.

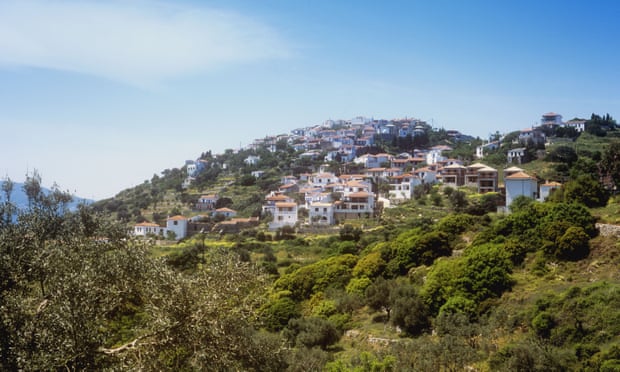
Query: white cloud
xmin=0 ymin=0 xmax=290 ymax=86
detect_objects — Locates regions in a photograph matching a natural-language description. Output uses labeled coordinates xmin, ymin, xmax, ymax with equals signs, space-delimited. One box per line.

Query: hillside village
xmin=133 ymin=112 xmax=613 ymax=241
xmin=7 ymin=111 xmax=620 ymax=371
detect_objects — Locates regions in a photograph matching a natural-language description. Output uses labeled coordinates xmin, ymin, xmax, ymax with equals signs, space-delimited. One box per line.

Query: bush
xmin=555 ymin=226 xmax=590 ymax=261
xmin=340 ymin=224 xmax=362 ymax=242
xmin=346 ymin=276 xmax=373 ymax=296
xmin=284 ymin=317 xmax=341 ymax=350
xmin=438 ymin=295 xmax=477 ymax=320
xmin=352 ymin=251 xmax=386 ymax=278
xmin=260 ymin=297 xmax=300 ymax=332
xmin=390 ymin=283 xmax=430 ymax=336
xmin=273 ymin=254 xmax=358 ymax=301
xmin=532 ymin=311 xmax=556 ymax=339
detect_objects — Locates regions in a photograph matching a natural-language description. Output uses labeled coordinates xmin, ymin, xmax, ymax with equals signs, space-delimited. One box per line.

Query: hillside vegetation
xmin=2 ymin=120 xmax=620 ymax=370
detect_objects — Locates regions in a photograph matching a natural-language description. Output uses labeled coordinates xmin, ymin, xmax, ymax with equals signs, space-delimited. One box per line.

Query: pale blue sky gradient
xmin=1 ymin=0 xmax=619 ymax=200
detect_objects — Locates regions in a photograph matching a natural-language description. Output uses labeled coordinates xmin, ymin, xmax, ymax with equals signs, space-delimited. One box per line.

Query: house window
xmin=174 ymin=221 xmax=178 ymax=225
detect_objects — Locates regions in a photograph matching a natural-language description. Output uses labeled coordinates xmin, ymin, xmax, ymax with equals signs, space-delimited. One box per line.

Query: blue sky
xmin=1 ymin=0 xmax=619 ymax=200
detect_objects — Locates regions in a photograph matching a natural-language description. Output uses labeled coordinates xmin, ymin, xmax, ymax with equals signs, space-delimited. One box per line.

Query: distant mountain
xmin=0 ymin=181 xmax=93 ymax=211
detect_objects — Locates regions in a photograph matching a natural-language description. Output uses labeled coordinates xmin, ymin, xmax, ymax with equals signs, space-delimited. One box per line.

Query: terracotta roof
xmin=444 ymin=164 xmax=466 ymax=169
xmin=345 ymin=180 xmax=369 ymax=187
xmin=266 ymin=195 xmax=290 ymax=201
xmin=135 ymin=222 xmax=161 ymax=227
xmin=505 ymin=171 xmax=536 ymax=180
xmin=215 ymin=208 xmax=236 ymax=213
xmin=348 ymin=191 xmax=372 ymax=198
xmin=339 ymin=174 xmax=365 ymax=180
xmin=276 ymin=202 xmax=297 ymax=208
xmin=168 ymin=215 xmax=187 ymax=221
xmin=542 ymin=181 xmax=562 ymax=186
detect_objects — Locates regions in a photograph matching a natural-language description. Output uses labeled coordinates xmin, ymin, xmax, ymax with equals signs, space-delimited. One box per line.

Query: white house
xmin=166 ymin=215 xmax=188 ymax=240
xmin=476 ymin=141 xmax=500 ymax=158
xmin=244 ymin=155 xmax=261 ymax=166
xmin=518 ymin=128 xmax=546 ymax=146
xmin=212 ymin=208 xmax=237 ymax=219
xmin=539 ymin=181 xmax=562 ymax=201
xmin=311 ymin=173 xmax=339 ymax=187
xmin=269 ymin=202 xmax=298 ymax=230
xmin=196 ymin=194 xmax=218 ymax=211
xmin=263 ymin=194 xmax=293 ymax=216
xmin=564 ymin=119 xmax=586 ymax=132
xmin=334 ymin=191 xmax=375 ymax=221
xmin=353 ymin=153 xmax=392 ymax=169
xmin=309 ymin=202 xmax=335 ymax=225
xmin=134 ymin=222 xmax=166 ymax=238
xmin=186 ymin=160 xmax=198 ymax=177
xmin=426 ymin=146 xmax=451 ymax=165
xmin=505 ymin=171 xmax=538 ymax=208
xmin=413 ymin=167 xmax=437 ymax=184
xmin=541 ymin=112 xmax=563 ymax=127
xmin=507 ymin=148 xmax=527 ymax=164
xmin=388 ymin=174 xmax=422 ymax=202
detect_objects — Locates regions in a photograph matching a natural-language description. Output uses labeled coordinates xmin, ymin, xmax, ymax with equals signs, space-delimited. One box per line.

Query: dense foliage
xmin=0 ymin=176 xmax=286 ymax=371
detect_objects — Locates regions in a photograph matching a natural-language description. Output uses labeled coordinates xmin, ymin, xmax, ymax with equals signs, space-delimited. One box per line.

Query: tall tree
xmin=600 ymin=142 xmax=620 ymax=192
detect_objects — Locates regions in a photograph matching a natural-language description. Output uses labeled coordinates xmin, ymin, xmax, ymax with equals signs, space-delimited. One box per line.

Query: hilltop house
xmin=263 ymin=193 xmax=299 ymax=230
xmin=539 ymin=180 xmax=562 ymax=201
xmin=134 ymin=222 xmax=166 ymax=238
xmin=504 ymin=171 xmax=538 ymax=208
xmin=388 ymin=174 xmax=422 ymax=202
xmin=507 ymin=148 xmax=527 ymax=164
xmin=335 ymin=191 xmax=375 ymax=221
xmin=465 ymin=163 xmax=498 ymax=193
xmin=133 ymin=215 xmax=189 ymax=241
xmin=309 ymin=202 xmax=335 ymax=225
xmin=541 ymin=112 xmax=563 ymax=128
xmin=212 ymin=208 xmax=237 ymax=219
xmin=353 ymin=153 xmax=393 ymax=169
xmin=441 ymin=164 xmax=467 ymax=187
xmin=476 ymin=141 xmax=500 ymax=158
xmin=413 ymin=167 xmax=438 ymax=184
xmin=269 ymin=201 xmax=298 ymax=230
xmin=195 ymin=194 xmax=219 ymax=211
xmin=565 ymin=119 xmax=586 ymax=132
xmin=518 ymin=128 xmax=546 ymax=146
xmin=166 ymin=215 xmax=188 ymax=240
xmin=391 ymin=156 xmax=425 ymax=170
xmin=426 ymin=146 xmax=452 ymax=165
xmin=244 ymin=155 xmax=261 ymax=166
